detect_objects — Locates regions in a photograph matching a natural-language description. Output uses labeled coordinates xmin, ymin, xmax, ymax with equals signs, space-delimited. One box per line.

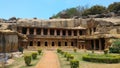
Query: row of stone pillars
xmin=29 ymin=41 xmax=74 ymax=47
xmin=18 ymin=27 xmax=83 ymax=36
xmin=93 ymin=39 xmax=102 ymax=50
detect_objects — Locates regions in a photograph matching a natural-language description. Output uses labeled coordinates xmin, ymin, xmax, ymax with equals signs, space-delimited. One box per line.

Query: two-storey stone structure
xmin=16 ymin=18 xmax=120 ymax=50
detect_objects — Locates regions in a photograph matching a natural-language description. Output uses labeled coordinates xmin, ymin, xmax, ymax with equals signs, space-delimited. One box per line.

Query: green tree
xmin=65 ymin=8 xmax=79 ymax=18
xmin=82 ymin=5 xmax=106 ymax=16
xmin=109 ymin=39 xmax=120 ymax=53
xmin=108 ymin=2 xmax=120 ymax=13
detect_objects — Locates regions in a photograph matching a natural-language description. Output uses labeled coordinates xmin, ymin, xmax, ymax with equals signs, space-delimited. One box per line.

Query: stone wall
xmin=0 ymin=34 xmax=18 ymax=52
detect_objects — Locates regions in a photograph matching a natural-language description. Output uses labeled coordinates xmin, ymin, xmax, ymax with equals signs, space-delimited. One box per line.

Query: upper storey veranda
xmin=16 ymin=18 xmax=87 ymax=29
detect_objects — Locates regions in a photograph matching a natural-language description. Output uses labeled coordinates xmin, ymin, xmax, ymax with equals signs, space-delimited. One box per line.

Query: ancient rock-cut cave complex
xmin=0 ymin=17 xmax=120 ymax=52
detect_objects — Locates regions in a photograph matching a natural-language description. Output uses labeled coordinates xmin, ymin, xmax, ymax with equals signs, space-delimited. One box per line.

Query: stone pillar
xmin=77 ymin=30 xmax=79 ymax=36
xmin=84 ymin=44 xmax=86 ymax=49
xmin=34 ymin=28 xmax=36 ymax=35
xmin=48 ymin=29 xmax=50 ymax=35
xmin=60 ymin=29 xmax=63 ymax=36
xmin=41 ymin=28 xmax=43 ymax=35
xmin=68 ymin=41 xmax=71 ymax=48
xmin=66 ymin=30 xmax=68 ymax=36
xmin=99 ymin=39 xmax=102 ymax=50
xmin=27 ymin=28 xmax=30 ymax=35
xmin=94 ymin=40 xmax=96 ymax=50
xmin=54 ymin=29 xmax=57 ymax=36
xmin=89 ymin=29 xmax=91 ymax=35
xmin=72 ymin=30 xmax=74 ymax=36
xmin=19 ymin=27 xmax=22 ymax=33
xmin=92 ymin=28 xmax=94 ymax=35
xmin=48 ymin=41 xmax=50 ymax=47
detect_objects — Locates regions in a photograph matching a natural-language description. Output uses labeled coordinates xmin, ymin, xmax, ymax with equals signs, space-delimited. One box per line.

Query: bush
xmin=64 ymin=52 xmax=68 ymax=58
xmin=57 ymin=49 xmax=62 ymax=53
xmin=18 ymin=46 xmax=24 ymax=53
xmin=38 ymin=49 xmax=42 ymax=55
xmin=24 ymin=55 xmax=31 ymax=66
xmin=69 ymin=55 xmax=74 ymax=60
xmin=32 ymin=52 xmax=37 ymax=59
xmin=82 ymin=54 xmax=120 ymax=63
xmin=104 ymin=49 xmax=109 ymax=54
xmin=74 ymin=48 xmax=77 ymax=52
xmin=60 ymin=51 xmax=64 ymax=55
xmin=109 ymin=39 xmax=120 ymax=53
xmin=92 ymin=50 xmax=94 ymax=53
xmin=70 ymin=60 xmax=79 ymax=68
xmin=109 ymin=47 xmax=120 ymax=53
xmin=66 ymin=54 xmax=74 ymax=61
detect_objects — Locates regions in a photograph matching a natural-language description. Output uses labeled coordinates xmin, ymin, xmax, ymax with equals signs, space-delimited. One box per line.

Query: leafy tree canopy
xmin=108 ymin=2 xmax=120 ymax=13
xmin=50 ymin=2 xmax=120 ymax=19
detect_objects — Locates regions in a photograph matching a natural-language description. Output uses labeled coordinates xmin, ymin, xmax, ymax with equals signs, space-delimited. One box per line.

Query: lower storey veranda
xmin=22 ymin=38 xmax=108 ymax=50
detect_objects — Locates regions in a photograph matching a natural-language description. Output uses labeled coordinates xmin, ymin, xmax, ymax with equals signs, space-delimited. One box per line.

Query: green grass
xmin=57 ymin=50 xmax=88 ymax=68
xmin=3 ymin=51 xmax=42 ymax=68
xmin=58 ymin=53 xmax=70 ymax=68
xmin=20 ymin=55 xmax=41 ymax=68
xmin=57 ymin=50 xmax=120 ymax=68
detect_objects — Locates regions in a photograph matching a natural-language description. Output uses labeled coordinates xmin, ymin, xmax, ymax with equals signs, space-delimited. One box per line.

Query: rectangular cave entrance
xmin=22 ymin=27 xmax=27 ymax=34
xmin=65 ymin=42 xmax=67 ymax=46
xmin=37 ymin=41 xmax=41 ymax=46
xmin=95 ymin=39 xmax=99 ymax=50
xmin=52 ymin=42 xmax=55 ymax=46
xmin=91 ymin=40 xmax=94 ymax=50
xmin=58 ymin=42 xmax=61 ymax=46
xmin=43 ymin=29 xmax=48 ymax=35
xmin=45 ymin=42 xmax=48 ymax=46
xmin=71 ymin=42 xmax=73 ymax=46
xmin=29 ymin=28 xmax=34 ymax=35
xmin=101 ymin=38 xmax=105 ymax=50
xmin=37 ymin=28 xmax=41 ymax=35
xmin=30 ymin=41 xmax=33 ymax=46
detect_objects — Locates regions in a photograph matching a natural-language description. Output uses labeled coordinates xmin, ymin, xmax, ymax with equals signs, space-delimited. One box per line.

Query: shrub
xmin=70 ymin=60 xmax=79 ymax=68
xmin=74 ymin=48 xmax=77 ymax=52
xmin=24 ymin=55 xmax=31 ymax=66
xmin=60 ymin=51 xmax=64 ymax=55
xmin=69 ymin=55 xmax=74 ymax=60
xmin=82 ymin=54 xmax=120 ymax=63
xmin=104 ymin=49 xmax=109 ymax=54
xmin=92 ymin=50 xmax=94 ymax=53
xmin=66 ymin=54 xmax=74 ymax=61
xmin=109 ymin=39 xmax=120 ymax=53
xmin=38 ymin=49 xmax=42 ymax=55
xmin=57 ymin=49 xmax=62 ymax=53
xmin=18 ymin=46 xmax=24 ymax=53
xmin=64 ymin=52 xmax=68 ymax=57
xmin=32 ymin=52 xmax=37 ymax=59
xmin=109 ymin=47 xmax=120 ymax=53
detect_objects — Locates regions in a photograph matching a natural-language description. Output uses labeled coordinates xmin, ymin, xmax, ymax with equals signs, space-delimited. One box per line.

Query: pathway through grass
xmin=58 ymin=49 xmax=120 ymax=68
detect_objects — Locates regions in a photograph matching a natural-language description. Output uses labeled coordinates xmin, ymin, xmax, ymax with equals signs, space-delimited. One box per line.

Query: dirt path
xmin=35 ymin=50 xmax=60 ymax=68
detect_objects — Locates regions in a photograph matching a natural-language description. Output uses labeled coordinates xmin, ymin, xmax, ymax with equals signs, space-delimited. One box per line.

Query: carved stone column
xmin=92 ymin=28 xmax=94 ymax=35
xmin=41 ymin=28 xmax=43 ymax=35
xmin=27 ymin=28 xmax=30 ymax=35
xmin=72 ymin=30 xmax=74 ymax=36
xmin=66 ymin=30 xmax=68 ymax=36
xmin=19 ymin=27 xmax=22 ymax=33
xmin=99 ymin=39 xmax=102 ymax=50
xmin=60 ymin=29 xmax=63 ymax=36
xmin=54 ymin=29 xmax=57 ymax=36
xmin=34 ymin=28 xmax=36 ymax=35
xmin=94 ymin=40 xmax=96 ymax=50
xmin=77 ymin=30 xmax=79 ymax=36
xmin=48 ymin=29 xmax=50 ymax=35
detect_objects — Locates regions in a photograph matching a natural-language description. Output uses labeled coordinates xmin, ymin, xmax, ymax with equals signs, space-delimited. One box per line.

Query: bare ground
xmin=35 ymin=50 xmax=60 ymax=68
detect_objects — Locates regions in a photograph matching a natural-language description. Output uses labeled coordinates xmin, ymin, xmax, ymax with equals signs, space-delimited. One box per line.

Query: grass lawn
xmin=3 ymin=50 xmax=42 ymax=68
xmin=58 ymin=49 xmax=120 ymax=68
